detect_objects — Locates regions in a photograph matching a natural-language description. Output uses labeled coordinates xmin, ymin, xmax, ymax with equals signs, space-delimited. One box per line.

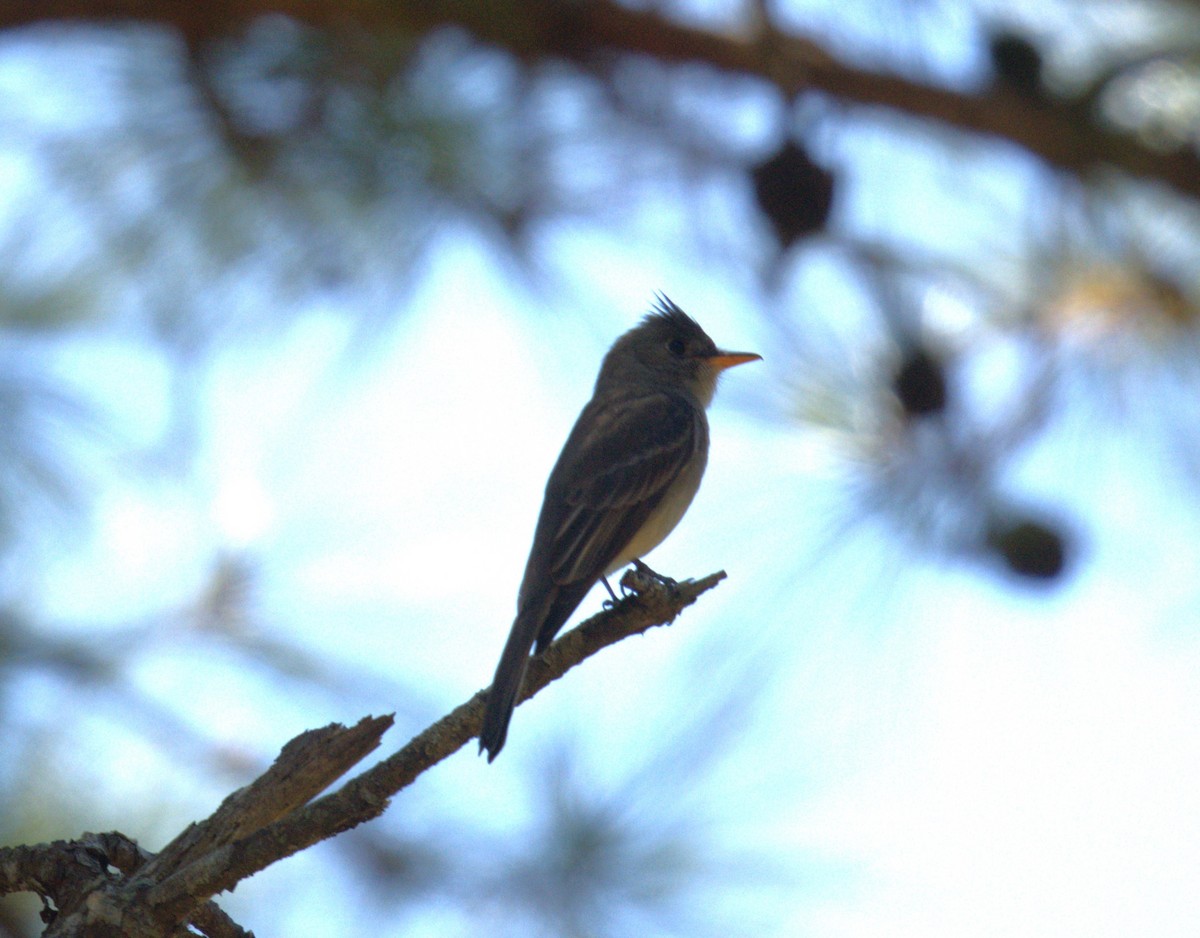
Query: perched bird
xmin=479 ymin=297 xmax=761 ymax=761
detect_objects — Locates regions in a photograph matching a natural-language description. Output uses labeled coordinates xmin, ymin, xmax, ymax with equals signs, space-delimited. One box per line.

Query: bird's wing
xmin=544 ymin=391 xmax=703 ymax=586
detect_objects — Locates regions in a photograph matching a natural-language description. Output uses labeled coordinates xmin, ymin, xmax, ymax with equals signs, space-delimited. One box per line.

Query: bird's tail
xmin=480 ymin=581 xmax=592 ymax=761
xmin=479 ymin=606 xmax=541 ymax=762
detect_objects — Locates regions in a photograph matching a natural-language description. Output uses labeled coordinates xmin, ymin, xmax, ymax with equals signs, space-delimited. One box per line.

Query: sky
xmin=6 ymin=5 xmax=1200 ymax=937
xmin=21 ymin=227 xmax=1200 ymax=937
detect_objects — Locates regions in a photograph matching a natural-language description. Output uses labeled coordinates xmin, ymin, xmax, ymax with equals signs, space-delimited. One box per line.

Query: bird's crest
xmin=645 ymin=293 xmax=702 ymax=335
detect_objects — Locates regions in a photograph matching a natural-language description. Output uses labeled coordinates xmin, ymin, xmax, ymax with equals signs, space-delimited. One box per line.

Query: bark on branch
xmin=0 ymin=569 xmax=726 ymax=936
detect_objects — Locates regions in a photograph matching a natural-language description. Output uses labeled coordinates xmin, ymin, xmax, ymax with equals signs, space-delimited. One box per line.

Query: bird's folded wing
xmin=547 ymin=392 xmax=701 ymax=585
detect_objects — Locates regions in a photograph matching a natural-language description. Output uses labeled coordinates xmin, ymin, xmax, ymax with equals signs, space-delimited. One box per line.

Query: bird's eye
xmin=666 ymin=337 xmax=686 ymax=357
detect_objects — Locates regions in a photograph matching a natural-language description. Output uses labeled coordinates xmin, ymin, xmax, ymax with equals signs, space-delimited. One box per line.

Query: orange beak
xmin=708 ymin=351 xmax=762 ymax=371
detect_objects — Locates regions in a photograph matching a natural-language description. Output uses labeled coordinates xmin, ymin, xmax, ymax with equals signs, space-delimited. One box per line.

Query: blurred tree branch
xmin=0 ymin=571 xmax=725 ymax=937
xmin=0 ymin=0 xmax=1196 ymax=200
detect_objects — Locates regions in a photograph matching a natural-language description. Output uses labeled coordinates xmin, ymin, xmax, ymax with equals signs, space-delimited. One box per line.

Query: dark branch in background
xmin=433 ymin=2 xmax=1200 ymax=201
xmin=0 ymin=0 xmax=1192 ymax=200
xmin=0 ymin=571 xmax=726 ymax=937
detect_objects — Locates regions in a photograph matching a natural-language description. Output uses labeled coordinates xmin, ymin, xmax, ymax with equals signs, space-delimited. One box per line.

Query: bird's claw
xmin=620 ymin=559 xmax=680 ymax=597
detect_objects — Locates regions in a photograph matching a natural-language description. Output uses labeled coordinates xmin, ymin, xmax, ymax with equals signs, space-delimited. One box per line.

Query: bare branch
xmin=147 ymin=570 xmax=727 ymax=911
xmin=1 ymin=570 xmax=726 ymax=936
xmin=141 ymin=716 xmax=394 ymax=883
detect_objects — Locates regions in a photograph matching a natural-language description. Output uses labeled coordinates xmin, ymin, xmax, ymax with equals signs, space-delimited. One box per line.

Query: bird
xmin=479 ymin=296 xmax=761 ymax=761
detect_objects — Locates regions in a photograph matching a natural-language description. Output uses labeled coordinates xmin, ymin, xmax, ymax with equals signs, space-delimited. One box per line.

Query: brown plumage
xmin=479 ymin=297 xmax=760 ymax=760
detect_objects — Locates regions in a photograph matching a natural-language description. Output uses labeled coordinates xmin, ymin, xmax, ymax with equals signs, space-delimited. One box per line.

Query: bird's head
xmin=598 ymin=295 xmax=761 ymax=406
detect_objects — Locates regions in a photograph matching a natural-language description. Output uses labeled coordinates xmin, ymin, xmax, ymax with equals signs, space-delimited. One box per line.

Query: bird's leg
xmin=600 ymin=575 xmax=620 ymax=610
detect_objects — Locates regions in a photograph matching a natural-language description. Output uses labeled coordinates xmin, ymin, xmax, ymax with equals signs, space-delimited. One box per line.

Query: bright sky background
xmin=23 ymin=228 xmax=1200 ymax=937
xmin=5 ymin=5 xmax=1200 ymax=937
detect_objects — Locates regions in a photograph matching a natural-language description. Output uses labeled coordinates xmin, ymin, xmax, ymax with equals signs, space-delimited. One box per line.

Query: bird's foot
xmin=600 ymin=575 xmax=620 ymax=610
xmin=620 ymin=559 xmax=680 ymax=597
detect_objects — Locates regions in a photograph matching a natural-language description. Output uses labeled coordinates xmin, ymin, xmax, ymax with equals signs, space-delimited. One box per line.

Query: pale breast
xmin=604 ymin=446 xmax=708 ymax=575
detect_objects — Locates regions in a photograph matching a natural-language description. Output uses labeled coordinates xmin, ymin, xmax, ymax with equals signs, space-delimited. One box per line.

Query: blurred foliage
xmin=1 ymin=0 xmax=1200 ymax=934
xmin=987 ymin=28 xmax=1046 ymax=99
xmin=750 ymin=139 xmax=836 ymax=250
